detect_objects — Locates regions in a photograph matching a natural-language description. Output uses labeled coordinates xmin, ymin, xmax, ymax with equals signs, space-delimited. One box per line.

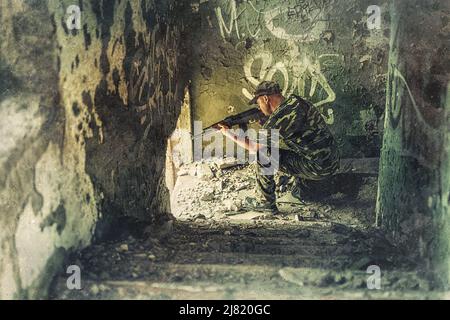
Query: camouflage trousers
xmin=256 ymin=149 xmax=340 ymax=204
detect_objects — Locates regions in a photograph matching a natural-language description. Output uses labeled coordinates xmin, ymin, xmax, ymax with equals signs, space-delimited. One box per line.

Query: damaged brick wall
xmin=188 ymin=0 xmax=389 ymax=158
xmin=0 ymin=0 xmax=189 ymax=299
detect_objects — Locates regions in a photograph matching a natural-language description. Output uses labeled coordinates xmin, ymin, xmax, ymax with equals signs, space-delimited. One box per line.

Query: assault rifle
xmin=193 ymin=108 xmax=268 ymax=139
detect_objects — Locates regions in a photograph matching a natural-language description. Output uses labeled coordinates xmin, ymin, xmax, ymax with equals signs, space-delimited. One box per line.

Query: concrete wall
xmin=188 ymin=0 xmax=390 ymax=158
xmin=377 ymin=0 xmax=450 ymax=289
xmin=0 ymin=0 xmax=189 ymax=299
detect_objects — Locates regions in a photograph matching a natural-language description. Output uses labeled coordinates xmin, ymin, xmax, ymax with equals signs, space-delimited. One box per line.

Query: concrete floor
xmin=50 ymin=164 xmax=445 ymax=300
xmin=51 ymin=218 xmax=440 ymax=300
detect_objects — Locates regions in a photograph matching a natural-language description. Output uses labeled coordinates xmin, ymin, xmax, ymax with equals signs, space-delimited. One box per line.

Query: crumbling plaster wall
xmin=189 ymin=0 xmax=390 ymax=157
xmin=0 ymin=0 xmax=189 ymax=299
xmin=377 ymin=0 xmax=450 ymax=289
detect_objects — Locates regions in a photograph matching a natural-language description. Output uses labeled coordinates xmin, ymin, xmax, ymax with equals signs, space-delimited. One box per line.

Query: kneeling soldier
xmin=218 ymin=81 xmax=340 ymax=214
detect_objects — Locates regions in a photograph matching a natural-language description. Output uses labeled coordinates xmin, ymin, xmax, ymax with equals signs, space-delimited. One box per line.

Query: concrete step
xmin=51 ymin=219 xmax=435 ymax=300
xmin=52 ymin=265 xmax=438 ymax=300
xmin=165 ymin=252 xmax=380 ymax=269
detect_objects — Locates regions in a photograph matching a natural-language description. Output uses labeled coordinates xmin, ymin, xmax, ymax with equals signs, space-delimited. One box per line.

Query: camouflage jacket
xmin=262 ymin=94 xmax=339 ymax=172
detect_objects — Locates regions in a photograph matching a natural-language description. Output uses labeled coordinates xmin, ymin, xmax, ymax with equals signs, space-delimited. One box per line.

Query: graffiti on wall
xmin=215 ymin=0 xmax=337 ymax=124
xmin=242 ymin=41 xmax=340 ymax=124
xmin=215 ymin=0 xmax=262 ymax=40
xmin=264 ymin=1 xmax=329 ymax=42
xmin=215 ymin=0 xmax=330 ymax=42
xmin=385 ymin=60 xmax=446 ymax=169
xmin=127 ymin=26 xmax=180 ymax=133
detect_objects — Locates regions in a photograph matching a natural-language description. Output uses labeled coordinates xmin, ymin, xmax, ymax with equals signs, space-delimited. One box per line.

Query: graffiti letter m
xmin=215 ymin=0 xmax=241 ymax=40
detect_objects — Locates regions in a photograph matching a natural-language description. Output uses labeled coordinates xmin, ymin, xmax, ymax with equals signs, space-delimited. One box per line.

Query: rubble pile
xmin=172 ymin=158 xmax=310 ymax=220
xmin=171 ymin=157 xmax=379 ymax=226
xmin=172 ymin=159 xmax=256 ymax=219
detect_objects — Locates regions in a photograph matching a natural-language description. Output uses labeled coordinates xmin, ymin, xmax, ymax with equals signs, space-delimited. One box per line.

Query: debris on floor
xmin=50 ymin=159 xmax=438 ymax=300
xmin=171 ymin=158 xmax=378 ymax=227
xmin=51 ymin=219 xmax=435 ymax=300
